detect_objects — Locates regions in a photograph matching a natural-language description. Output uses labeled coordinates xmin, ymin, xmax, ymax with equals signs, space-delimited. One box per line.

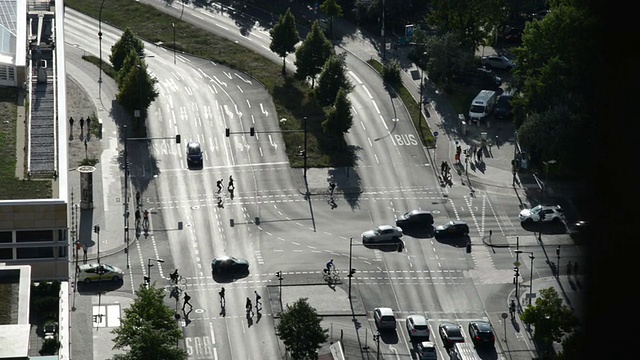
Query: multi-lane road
xmin=65 ymin=4 xmax=572 ymax=360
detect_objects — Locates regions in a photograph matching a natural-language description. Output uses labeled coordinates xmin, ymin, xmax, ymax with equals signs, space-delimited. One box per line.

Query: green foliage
xmin=315 ymin=54 xmax=352 ymax=106
xmin=110 ymin=28 xmax=144 ymax=72
xmin=276 ymin=298 xmax=328 ymax=360
xmin=40 ymin=337 xmax=61 ymax=355
xmin=412 ymin=31 xmax=475 ymax=86
xmin=270 ymin=8 xmax=300 ymax=73
xmin=115 ymin=52 xmax=159 ymax=130
xmin=31 ymin=281 xmax=61 ymax=321
xmin=427 ymin=0 xmax=503 ymax=52
xmin=521 ymin=287 xmax=578 ymax=347
xmin=111 ymin=284 xmax=187 ymax=360
xmin=294 ymin=21 xmax=334 ymax=88
xmin=319 ymin=0 xmax=343 ymax=38
xmin=322 ymin=88 xmax=353 ymax=137
xmin=382 ymin=59 xmax=402 ymax=86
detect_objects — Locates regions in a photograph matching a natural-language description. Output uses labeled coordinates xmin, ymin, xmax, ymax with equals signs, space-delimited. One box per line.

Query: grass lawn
xmin=0 ymin=88 xmax=52 ymax=199
xmin=65 ymin=0 xmax=355 ymax=167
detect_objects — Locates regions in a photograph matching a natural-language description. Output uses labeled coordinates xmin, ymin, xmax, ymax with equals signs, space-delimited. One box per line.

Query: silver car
xmin=482 ymin=55 xmax=516 ymax=70
xmin=406 ymin=314 xmax=430 ymax=340
xmin=361 ymin=225 xmax=403 ymax=244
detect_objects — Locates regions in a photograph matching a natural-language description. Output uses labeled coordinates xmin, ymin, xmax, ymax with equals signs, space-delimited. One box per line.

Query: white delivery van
xmin=451 ymin=342 xmax=481 ymax=360
xmin=468 ymin=90 xmax=497 ymax=123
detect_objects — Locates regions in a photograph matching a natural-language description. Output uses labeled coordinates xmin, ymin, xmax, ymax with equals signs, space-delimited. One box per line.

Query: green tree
xmin=294 ymin=21 xmax=334 ymax=88
xmin=111 ymin=284 xmax=187 ymax=360
xmin=269 ymin=8 xmax=300 ymax=74
xmin=319 ymin=0 xmax=343 ymax=39
xmin=110 ymin=28 xmax=144 ymax=72
xmin=413 ymin=31 xmax=475 ymax=86
xmin=276 ymin=298 xmax=328 ymax=360
xmin=315 ymin=54 xmax=352 ymax=106
xmin=426 ymin=0 xmax=503 ymax=52
xmin=521 ymin=287 xmax=578 ymax=355
xmin=116 ymin=52 xmax=159 ymax=130
xmin=322 ymin=88 xmax=353 ymax=137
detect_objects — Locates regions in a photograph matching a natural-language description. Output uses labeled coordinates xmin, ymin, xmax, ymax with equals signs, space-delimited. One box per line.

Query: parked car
xmin=468 ymin=320 xmax=495 ymax=347
xmin=396 ymin=210 xmax=434 ymax=228
xmin=434 ymin=221 xmax=469 ymax=238
xmin=416 ymin=341 xmax=438 ymax=360
xmin=374 ymin=307 xmax=397 ymax=330
xmin=186 ymin=141 xmax=203 ymax=166
xmin=438 ymin=322 xmax=464 ymax=349
xmin=361 ymin=225 xmax=403 ymax=244
xmin=494 ymin=94 xmax=513 ymax=119
xmin=460 ymin=68 xmax=502 ymax=89
xmin=406 ymin=314 xmax=430 ymax=340
xmin=499 ymin=27 xmax=523 ymax=44
xmin=78 ymin=263 xmax=124 ymax=284
xmin=569 ymin=220 xmax=589 ymax=242
xmin=481 ymin=55 xmax=516 ymax=70
xmin=519 ymin=205 xmax=565 ymax=223
xmin=211 ymin=256 xmax=249 ymax=276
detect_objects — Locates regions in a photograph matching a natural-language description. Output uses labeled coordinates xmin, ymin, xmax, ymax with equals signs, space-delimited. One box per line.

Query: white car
xmin=406 ymin=314 xmax=430 ymax=340
xmin=519 ymin=205 xmax=565 ymax=223
xmin=78 ymin=263 xmax=124 ymax=284
xmin=416 ymin=341 xmax=437 ymax=360
xmin=482 ymin=55 xmax=516 ymax=70
xmin=374 ymin=307 xmax=397 ymax=330
xmin=361 ymin=225 xmax=403 ymax=244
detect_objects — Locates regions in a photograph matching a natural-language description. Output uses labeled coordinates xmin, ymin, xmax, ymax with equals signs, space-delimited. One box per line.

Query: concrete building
xmin=0 ymin=0 xmax=69 ymax=281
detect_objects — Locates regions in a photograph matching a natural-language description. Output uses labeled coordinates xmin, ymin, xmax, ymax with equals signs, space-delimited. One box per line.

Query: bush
xmin=40 ymin=337 xmax=60 ymax=355
xmin=382 ymin=59 xmax=402 ymax=86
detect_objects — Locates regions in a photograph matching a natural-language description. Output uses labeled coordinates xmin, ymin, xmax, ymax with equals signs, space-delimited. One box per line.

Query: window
xmin=16 ymin=247 xmax=54 ymax=259
xmin=16 ymin=230 xmax=54 ymax=242
xmin=0 ymin=231 xmax=12 ymax=243
xmin=0 ymin=248 xmax=12 ymax=260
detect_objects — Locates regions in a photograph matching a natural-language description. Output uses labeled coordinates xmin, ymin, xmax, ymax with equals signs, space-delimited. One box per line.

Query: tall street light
xmin=146 ymin=258 xmax=164 ymax=286
xmin=98 ymin=0 xmax=107 ymax=91
xmin=172 ymin=23 xmax=176 ymax=65
xmin=541 ymin=159 xmax=556 ymax=204
xmin=417 ymin=52 xmax=426 ymax=141
xmin=515 ymin=250 xmax=535 ymax=306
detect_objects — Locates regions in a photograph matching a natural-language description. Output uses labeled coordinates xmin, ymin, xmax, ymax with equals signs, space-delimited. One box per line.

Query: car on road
xmin=406 ymin=314 xmax=430 ymax=340
xmin=460 ymin=68 xmax=502 ymax=89
xmin=395 ymin=210 xmax=434 ymax=228
xmin=438 ymin=322 xmax=465 ymax=349
xmin=186 ymin=141 xmax=203 ymax=167
xmin=211 ymin=256 xmax=249 ymax=276
xmin=361 ymin=225 xmax=403 ymax=244
xmin=374 ymin=307 xmax=397 ymax=330
xmin=416 ymin=341 xmax=438 ymax=360
xmin=78 ymin=263 xmax=124 ymax=284
xmin=494 ymin=94 xmax=513 ymax=119
xmin=569 ymin=220 xmax=589 ymax=242
xmin=482 ymin=55 xmax=516 ymax=70
xmin=468 ymin=320 xmax=495 ymax=347
xmin=434 ymin=221 xmax=469 ymax=238
xmin=519 ymin=205 xmax=565 ymax=223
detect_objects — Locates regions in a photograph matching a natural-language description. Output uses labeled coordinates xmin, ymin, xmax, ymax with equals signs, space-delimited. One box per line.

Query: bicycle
xmin=142 ymin=210 xmax=150 ymax=231
xmin=322 ymin=267 xmax=340 ymax=283
xmin=167 ymin=274 xmax=187 ymax=287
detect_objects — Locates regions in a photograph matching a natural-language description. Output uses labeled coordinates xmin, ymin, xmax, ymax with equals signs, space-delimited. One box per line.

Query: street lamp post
xmin=94 ymin=225 xmax=101 ymax=264
xmin=172 ymin=23 xmax=176 ymax=65
xmin=98 ymin=0 xmax=106 ymax=91
xmin=528 ymin=253 xmax=535 ymax=305
xmin=146 ymin=258 xmax=165 ymax=286
xmin=541 ymin=159 xmax=556 ymax=204
xmin=418 ymin=52 xmax=426 ymax=141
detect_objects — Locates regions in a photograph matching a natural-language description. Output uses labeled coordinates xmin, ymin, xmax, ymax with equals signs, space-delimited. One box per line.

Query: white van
xmin=468 ymin=90 xmax=497 ymax=123
xmin=451 ymin=342 xmax=481 ymax=360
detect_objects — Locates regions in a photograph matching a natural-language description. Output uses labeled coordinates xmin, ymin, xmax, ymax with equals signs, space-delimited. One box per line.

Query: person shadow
xmin=246 ymin=311 xmax=254 ymax=327
xmin=220 ymin=303 xmax=226 ymax=317
xmin=182 ymin=308 xmax=192 ymax=326
xmin=256 ymin=308 xmax=263 ymax=323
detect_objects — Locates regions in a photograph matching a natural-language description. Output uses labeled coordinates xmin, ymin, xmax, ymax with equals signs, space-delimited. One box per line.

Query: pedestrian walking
xmin=246 ymin=297 xmax=253 ymax=315
xmin=255 ymin=290 xmax=261 ymax=308
xmin=441 ymin=161 xmax=446 ymax=174
xmin=86 ymin=116 xmax=91 ymax=131
xmin=183 ymin=292 xmax=192 ymax=311
xmin=228 ymin=175 xmax=234 ymax=189
xmin=573 ymin=262 xmax=578 ymax=275
xmin=566 ymin=261 xmax=572 ymax=276
xmin=69 ymin=117 xmax=74 ymax=129
xmin=82 ymin=243 xmax=88 ymax=263
xmin=477 ymin=148 xmax=483 ymax=162
xmin=219 ymin=287 xmax=225 ymax=305
xmin=135 ymin=191 xmax=141 ymax=207
xmin=509 ymin=299 xmax=516 ymax=318
xmin=79 ymin=117 xmax=85 ymax=131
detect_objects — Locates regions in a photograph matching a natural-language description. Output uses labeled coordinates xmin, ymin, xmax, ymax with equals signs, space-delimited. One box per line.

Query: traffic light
xmin=143 ymin=276 xmax=150 ymax=284
xmin=225 ymin=128 xmax=230 ymax=137
xmin=175 ymin=134 xmax=181 ymax=143
xmin=275 ymin=271 xmax=282 ymax=279
xmin=456 ymin=145 xmax=462 ymax=155
xmin=556 ymin=245 xmax=560 ymax=256
xmin=250 ymin=127 xmax=255 ymax=136
xmin=348 ymin=268 xmax=356 ymax=277
xmin=94 ymin=225 xmax=100 ymax=234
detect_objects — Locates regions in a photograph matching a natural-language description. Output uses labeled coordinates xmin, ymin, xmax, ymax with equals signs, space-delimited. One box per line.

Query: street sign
xmin=433 ymin=131 xmax=439 ymax=137
xmin=513 ymin=261 xmax=521 ymax=267
xmin=526 ymin=293 xmax=536 ymax=299
xmin=501 ymin=313 xmax=508 ymax=319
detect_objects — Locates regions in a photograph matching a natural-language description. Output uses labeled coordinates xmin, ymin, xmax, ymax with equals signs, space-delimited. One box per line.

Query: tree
xmin=116 ymin=51 xmax=159 ymax=130
xmin=269 ymin=8 xmax=300 ymax=74
xmin=111 ymin=284 xmax=187 ymax=360
xmin=110 ymin=28 xmax=144 ymax=72
xmin=521 ymin=287 xmax=578 ymax=355
xmin=323 ymin=88 xmax=353 ymax=138
xmin=315 ymin=54 xmax=352 ymax=106
xmin=276 ymin=298 xmax=328 ymax=360
xmin=295 ymin=21 xmax=334 ymax=88
xmin=319 ymin=0 xmax=343 ymax=39
xmin=413 ymin=31 xmax=475 ymax=86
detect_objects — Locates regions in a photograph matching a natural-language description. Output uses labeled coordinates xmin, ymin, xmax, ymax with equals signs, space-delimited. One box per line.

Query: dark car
xmin=569 ymin=220 xmax=589 ymax=243
xmin=494 ymin=95 xmax=513 ymax=119
xmin=499 ymin=27 xmax=523 ymax=44
xmin=468 ymin=320 xmax=495 ymax=347
xmin=395 ymin=210 xmax=434 ymax=228
xmin=211 ymin=256 xmax=249 ymax=277
xmin=461 ymin=68 xmax=502 ymax=89
xmin=434 ymin=220 xmax=469 ymax=238
xmin=186 ymin=141 xmax=203 ymax=166
xmin=438 ymin=322 xmax=464 ymax=349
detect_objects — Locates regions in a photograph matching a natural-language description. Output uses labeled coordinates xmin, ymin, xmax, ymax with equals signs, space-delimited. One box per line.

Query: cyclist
xmin=324 ymin=259 xmax=334 ymax=275
xmin=216 ymin=179 xmax=223 ymax=193
xmin=329 ymin=182 xmax=336 ymax=196
xmin=143 ymin=209 xmax=149 ymax=228
xmin=170 ymin=269 xmax=179 ymax=284
xmin=134 ymin=209 xmax=141 ymax=226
